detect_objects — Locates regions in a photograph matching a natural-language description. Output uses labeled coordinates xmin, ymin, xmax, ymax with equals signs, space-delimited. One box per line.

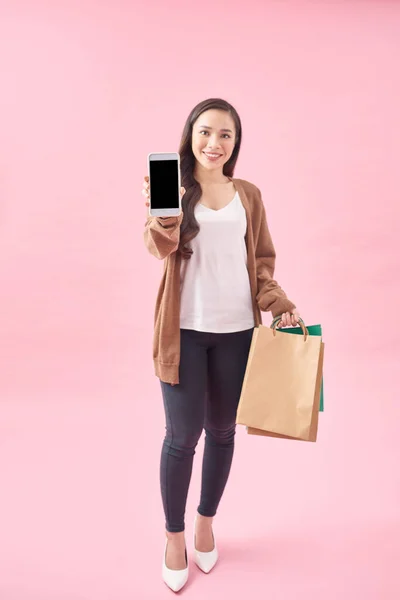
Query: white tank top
xmin=179 ymin=190 xmax=255 ymax=333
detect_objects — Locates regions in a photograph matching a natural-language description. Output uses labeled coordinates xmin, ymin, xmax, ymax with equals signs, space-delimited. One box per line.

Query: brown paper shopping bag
xmin=236 ymin=320 xmax=324 ymax=442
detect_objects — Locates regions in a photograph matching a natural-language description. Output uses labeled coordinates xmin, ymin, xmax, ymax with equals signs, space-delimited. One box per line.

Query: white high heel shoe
xmin=162 ymin=539 xmax=189 ymax=593
xmin=193 ymin=514 xmax=219 ymax=574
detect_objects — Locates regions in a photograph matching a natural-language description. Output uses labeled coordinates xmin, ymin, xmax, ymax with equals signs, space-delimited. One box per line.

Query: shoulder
xmin=233 ymin=178 xmax=264 ymax=211
xmin=233 ymin=178 xmax=260 ymax=195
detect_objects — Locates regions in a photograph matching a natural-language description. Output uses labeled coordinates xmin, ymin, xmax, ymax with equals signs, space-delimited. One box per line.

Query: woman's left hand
xmin=276 ymin=308 xmax=301 ymax=328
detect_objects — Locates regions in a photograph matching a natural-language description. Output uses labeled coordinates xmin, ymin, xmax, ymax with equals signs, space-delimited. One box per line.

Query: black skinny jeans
xmin=160 ymin=327 xmax=254 ymax=533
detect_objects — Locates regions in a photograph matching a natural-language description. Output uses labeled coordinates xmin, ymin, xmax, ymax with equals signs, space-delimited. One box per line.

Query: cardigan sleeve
xmin=253 ymin=190 xmax=296 ymax=318
xmin=144 ymin=213 xmax=184 ymax=260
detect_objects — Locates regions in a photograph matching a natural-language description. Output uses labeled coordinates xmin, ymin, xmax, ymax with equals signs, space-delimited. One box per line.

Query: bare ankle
xmin=166 ymin=530 xmax=185 ymax=542
xmin=196 ymin=513 xmax=214 ymax=525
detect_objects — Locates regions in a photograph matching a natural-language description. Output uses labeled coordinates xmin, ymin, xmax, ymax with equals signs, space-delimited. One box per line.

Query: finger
xmin=144 ymin=175 xmax=149 ymax=182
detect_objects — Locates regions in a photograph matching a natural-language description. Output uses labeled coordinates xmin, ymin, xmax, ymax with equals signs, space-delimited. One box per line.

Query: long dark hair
xmin=178 ymin=98 xmax=242 ymax=260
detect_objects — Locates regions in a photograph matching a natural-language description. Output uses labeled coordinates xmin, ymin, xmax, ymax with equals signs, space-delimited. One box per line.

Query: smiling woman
xmin=143 ymin=97 xmax=299 ymax=593
xmin=192 ymin=119 xmax=236 ymax=174
xmin=198 ymin=125 xmax=234 ymax=157
xmin=178 ymin=98 xmax=241 ymax=260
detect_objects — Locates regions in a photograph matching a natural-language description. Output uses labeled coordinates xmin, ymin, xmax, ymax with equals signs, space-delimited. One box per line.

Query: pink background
xmin=0 ymin=0 xmax=399 ymax=598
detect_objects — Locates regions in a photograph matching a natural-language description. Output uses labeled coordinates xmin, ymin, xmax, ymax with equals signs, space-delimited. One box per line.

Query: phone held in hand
xmin=148 ymin=152 xmax=181 ymax=217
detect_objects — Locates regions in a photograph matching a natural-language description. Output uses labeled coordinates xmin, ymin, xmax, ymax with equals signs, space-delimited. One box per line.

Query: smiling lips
xmin=203 ymin=151 xmax=222 ymax=161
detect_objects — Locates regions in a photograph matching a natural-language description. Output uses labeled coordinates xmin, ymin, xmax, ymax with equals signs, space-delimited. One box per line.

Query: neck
xmin=193 ymin=165 xmax=231 ymax=185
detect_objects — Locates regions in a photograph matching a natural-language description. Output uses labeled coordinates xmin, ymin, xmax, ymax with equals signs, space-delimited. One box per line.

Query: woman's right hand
xmin=142 ymin=175 xmax=186 ymax=210
xmin=143 ymin=175 xmax=184 ymax=387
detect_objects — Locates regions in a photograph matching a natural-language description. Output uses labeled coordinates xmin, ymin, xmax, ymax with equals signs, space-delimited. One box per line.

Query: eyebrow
xmin=198 ymin=125 xmax=233 ymax=133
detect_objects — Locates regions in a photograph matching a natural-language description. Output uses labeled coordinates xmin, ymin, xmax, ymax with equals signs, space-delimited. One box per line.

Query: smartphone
xmin=148 ymin=152 xmax=181 ymax=217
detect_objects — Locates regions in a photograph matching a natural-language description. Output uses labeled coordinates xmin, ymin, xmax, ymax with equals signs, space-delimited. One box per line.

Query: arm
xmin=143 ymin=213 xmax=184 ymax=260
xmin=253 ymin=190 xmax=296 ymax=318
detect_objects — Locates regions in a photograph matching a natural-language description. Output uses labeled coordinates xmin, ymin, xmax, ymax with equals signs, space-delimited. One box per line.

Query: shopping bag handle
xmin=270 ymin=316 xmax=309 ymax=341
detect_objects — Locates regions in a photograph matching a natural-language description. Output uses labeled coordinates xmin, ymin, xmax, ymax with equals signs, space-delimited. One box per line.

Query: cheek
xmin=224 ymin=141 xmax=235 ymax=156
xmin=192 ymin=137 xmax=204 ymax=151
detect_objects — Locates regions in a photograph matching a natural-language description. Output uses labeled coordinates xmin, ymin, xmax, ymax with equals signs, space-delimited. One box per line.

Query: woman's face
xmin=191 ymin=109 xmax=236 ymax=173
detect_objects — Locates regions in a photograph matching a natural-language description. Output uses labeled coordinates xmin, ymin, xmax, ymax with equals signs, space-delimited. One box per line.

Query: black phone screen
xmin=149 ymin=159 xmax=179 ymax=209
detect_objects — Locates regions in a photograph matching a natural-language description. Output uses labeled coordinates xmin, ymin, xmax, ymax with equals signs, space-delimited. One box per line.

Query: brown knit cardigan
xmin=144 ymin=177 xmax=296 ymax=384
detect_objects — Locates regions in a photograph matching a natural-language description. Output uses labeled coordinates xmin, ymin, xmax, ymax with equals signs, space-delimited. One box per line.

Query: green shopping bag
xmin=270 ymin=317 xmax=324 ymax=412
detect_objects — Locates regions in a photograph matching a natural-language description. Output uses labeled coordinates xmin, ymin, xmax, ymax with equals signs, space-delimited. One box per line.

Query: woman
xmin=142 ymin=98 xmax=300 ymax=592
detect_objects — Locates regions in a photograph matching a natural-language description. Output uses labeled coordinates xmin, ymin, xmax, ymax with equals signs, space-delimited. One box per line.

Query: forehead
xmin=193 ymin=109 xmax=235 ymax=131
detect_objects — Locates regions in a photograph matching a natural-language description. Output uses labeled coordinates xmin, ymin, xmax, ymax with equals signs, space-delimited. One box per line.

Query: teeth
xmin=205 ymin=153 xmax=220 ymax=157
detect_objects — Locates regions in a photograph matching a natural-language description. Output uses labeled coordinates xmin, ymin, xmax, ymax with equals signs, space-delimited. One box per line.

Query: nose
xmin=206 ymin=134 xmax=222 ymax=150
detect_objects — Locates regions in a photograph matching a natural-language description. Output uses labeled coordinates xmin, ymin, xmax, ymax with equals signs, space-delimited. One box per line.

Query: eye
xmin=199 ymin=130 xmax=231 ymax=139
